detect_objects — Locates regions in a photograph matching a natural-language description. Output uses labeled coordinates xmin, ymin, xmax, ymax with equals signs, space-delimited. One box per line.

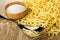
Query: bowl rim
xmin=4 ymin=1 xmax=27 ymax=14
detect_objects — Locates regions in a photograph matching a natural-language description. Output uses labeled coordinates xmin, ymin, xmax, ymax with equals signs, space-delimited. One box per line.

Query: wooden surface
xmin=0 ymin=18 xmax=33 ymax=40
xmin=0 ymin=0 xmax=32 ymax=40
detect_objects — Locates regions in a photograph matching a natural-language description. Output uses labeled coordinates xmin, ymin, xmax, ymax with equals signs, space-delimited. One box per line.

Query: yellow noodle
xmin=16 ymin=0 xmax=60 ymax=38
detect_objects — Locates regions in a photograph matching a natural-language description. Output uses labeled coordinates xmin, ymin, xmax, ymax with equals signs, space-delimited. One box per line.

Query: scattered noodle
xmin=16 ymin=0 xmax=60 ymax=39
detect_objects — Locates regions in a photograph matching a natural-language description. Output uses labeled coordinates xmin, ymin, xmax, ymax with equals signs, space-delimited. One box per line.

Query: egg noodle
xmin=16 ymin=0 xmax=60 ymax=39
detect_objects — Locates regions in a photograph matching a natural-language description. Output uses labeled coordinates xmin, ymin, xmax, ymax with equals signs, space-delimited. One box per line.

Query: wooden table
xmin=0 ymin=18 xmax=33 ymax=40
xmin=0 ymin=0 xmax=33 ymax=40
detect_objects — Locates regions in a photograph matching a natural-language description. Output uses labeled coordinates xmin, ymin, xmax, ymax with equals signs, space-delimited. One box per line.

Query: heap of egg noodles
xmin=17 ymin=0 xmax=60 ymax=39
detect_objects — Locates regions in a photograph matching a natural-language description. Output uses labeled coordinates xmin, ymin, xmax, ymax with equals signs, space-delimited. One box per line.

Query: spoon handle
xmin=0 ymin=15 xmax=44 ymax=32
xmin=0 ymin=15 xmax=28 ymax=30
xmin=0 ymin=15 xmax=7 ymax=19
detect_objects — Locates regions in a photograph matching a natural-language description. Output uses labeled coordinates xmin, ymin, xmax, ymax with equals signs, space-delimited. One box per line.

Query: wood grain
xmin=0 ymin=0 xmax=33 ymax=40
xmin=0 ymin=18 xmax=33 ymax=40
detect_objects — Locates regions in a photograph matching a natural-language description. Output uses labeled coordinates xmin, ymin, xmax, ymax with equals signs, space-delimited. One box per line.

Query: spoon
xmin=0 ymin=15 xmax=44 ymax=32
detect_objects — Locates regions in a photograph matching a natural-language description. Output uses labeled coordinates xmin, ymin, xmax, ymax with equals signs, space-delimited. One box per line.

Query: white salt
xmin=25 ymin=26 xmax=39 ymax=30
xmin=6 ymin=4 xmax=26 ymax=14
